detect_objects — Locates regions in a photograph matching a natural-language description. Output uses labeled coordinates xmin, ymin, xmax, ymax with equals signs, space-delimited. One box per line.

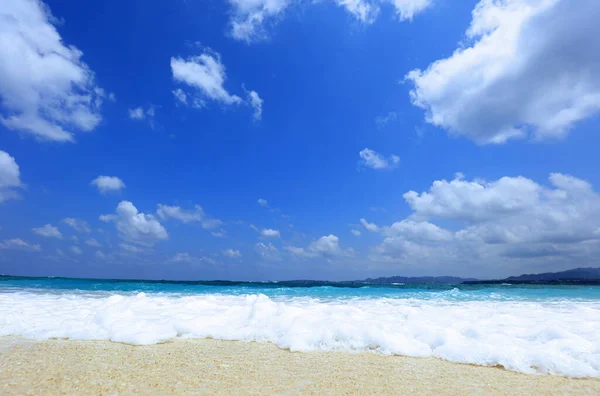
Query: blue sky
xmin=1 ymin=0 xmax=600 ymax=280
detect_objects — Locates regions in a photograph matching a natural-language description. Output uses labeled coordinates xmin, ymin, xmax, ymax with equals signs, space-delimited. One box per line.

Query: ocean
xmin=1 ymin=276 xmax=599 ymax=377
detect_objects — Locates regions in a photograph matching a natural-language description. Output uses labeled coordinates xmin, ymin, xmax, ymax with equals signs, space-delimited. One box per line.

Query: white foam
xmin=1 ymin=291 xmax=599 ymax=377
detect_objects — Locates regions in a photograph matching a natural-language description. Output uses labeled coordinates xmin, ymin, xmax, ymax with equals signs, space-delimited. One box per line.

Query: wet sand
xmin=1 ymin=337 xmax=598 ymax=395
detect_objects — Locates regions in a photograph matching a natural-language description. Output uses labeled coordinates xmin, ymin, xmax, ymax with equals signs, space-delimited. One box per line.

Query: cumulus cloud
xmin=32 ymin=224 xmax=62 ymax=239
xmin=0 ymin=0 xmax=104 ymax=142
xmin=171 ymin=51 xmax=242 ymax=105
xmin=0 ymin=238 xmax=41 ymax=251
xmin=156 ymin=204 xmax=222 ymax=229
xmin=257 ymin=198 xmax=268 ymax=207
xmin=261 ymin=228 xmax=280 ymax=238
xmin=359 ymin=148 xmax=399 ymax=170
xmin=406 ymin=0 xmax=600 ymax=144
xmin=403 ymin=173 xmax=542 ymax=223
xmin=91 ymin=176 xmax=126 ymax=194
xmin=369 ymin=172 xmax=600 ymax=275
xmin=102 ymin=201 xmax=168 ymax=246
xmin=351 ymin=229 xmax=361 ymax=236
xmin=287 ymin=234 xmax=353 ymax=258
xmin=171 ymin=50 xmax=263 ymax=120
xmin=61 ymin=218 xmax=91 ymax=233
xmin=0 ymin=150 xmax=23 ymax=203
xmin=70 ymin=245 xmax=82 ymax=255
xmin=223 ymin=248 xmax=241 ymax=258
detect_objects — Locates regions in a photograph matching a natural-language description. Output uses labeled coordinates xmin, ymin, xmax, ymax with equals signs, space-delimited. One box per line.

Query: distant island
xmin=462 ymin=267 xmax=600 ymax=285
xmin=357 ymin=267 xmax=600 ymax=285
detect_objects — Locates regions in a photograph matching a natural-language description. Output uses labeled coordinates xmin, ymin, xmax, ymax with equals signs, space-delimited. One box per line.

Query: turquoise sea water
xmin=2 ymin=275 xmax=600 ymax=301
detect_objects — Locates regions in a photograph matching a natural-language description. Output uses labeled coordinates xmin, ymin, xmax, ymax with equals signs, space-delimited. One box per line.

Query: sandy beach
xmin=1 ymin=337 xmax=598 ymax=395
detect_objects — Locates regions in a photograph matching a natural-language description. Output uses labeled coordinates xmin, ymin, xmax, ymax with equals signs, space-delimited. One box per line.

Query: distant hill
xmin=463 ymin=267 xmax=600 ymax=285
xmin=361 ymin=276 xmax=477 ymax=284
xmin=506 ymin=267 xmax=600 ymax=281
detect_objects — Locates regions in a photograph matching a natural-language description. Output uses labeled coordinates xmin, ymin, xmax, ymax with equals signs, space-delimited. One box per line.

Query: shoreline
xmin=1 ymin=337 xmax=599 ymax=395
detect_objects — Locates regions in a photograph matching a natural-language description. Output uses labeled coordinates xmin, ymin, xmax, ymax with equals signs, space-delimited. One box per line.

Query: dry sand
xmin=1 ymin=337 xmax=599 ymax=395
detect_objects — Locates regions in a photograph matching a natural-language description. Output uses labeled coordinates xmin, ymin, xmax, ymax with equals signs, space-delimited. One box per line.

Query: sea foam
xmin=1 ymin=291 xmax=599 ymax=377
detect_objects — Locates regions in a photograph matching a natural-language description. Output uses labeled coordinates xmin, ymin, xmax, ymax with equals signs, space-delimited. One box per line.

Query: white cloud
xmin=128 ymin=107 xmax=145 ymax=120
xmin=157 ymin=204 xmax=204 ymax=223
xmin=0 ymin=238 xmax=41 ymax=251
xmin=156 ymin=204 xmax=222 ymax=229
xmin=0 ymin=0 xmax=104 ymax=142
xmin=61 ymin=218 xmax=91 ymax=233
xmin=174 ymin=252 xmax=221 ymax=265
xmin=128 ymin=106 xmax=155 ymax=121
xmin=171 ymin=50 xmax=263 ymax=120
xmin=32 ymin=224 xmax=62 ymax=239
xmin=261 ymin=228 xmax=280 ymax=238
xmin=310 ymin=235 xmax=349 ymax=257
xmin=70 ymin=245 xmax=82 ymax=255
xmin=91 ymin=176 xmax=126 ymax=194
xmin=211 ymin=230 xmax=226 ymax=238
xmin=201 ymin=219 xmax=224 ymax=230
xmin=335 ymin=0 xmax=380 ymax=23
xmin=360 ymin=218 xmax=379 ymax=232
xmin=284 ymin=246 xmax=307 ymax=256
xmin=359 ymin=148 xmax=400 ymax=170
xmin=102 ymin=201 xmax=168 ymax=246
xmin=223 ymin=248 xmax=241 ymax=258
xmin=287 ymin=234 xmax=353 ymax=258
xmin=171 ymin=252 xmax=192 ymax=263
xmin=85 ymin=238 xmax=101 ymax=247
xmin=246 ymin=89 xmax=263 ymax=120
xmin=369 ymin=172 xmax=600 ymax=274
xmin=227 ymin=0 xmax=291 ymax=42
xmin=172 ymin=89 xmax=188 ymax=106
xmin=375 ymin=111 xmax=397 ymax=126
xmin=120 ymin=243 xmax=144 ymax=253
xmin=227 ymin=0 xmax=429 ymax=42
xmin=406 ymin=0 xmax=600 ymax=144
xmin=255 ymin=242 xmax=281 ymax=261
xmin=95 ymin=250 xmax=106 ymax=260
xmin=99 ymin=214 xmax=115 ymax=223
xmin=171 ymin=51 xmax=242 ymax=105
xmin=0 ymin=151 xmax=23 ymax=203
xmin=258 ymin=198 xmax=268 ymax=207
xmin=387 ymin=0 xmax=432 ymax=20
xmin=403 ymin=174 xmax=541 ymax=223
xmin=351 ymin=229 xmax=361 ymax=236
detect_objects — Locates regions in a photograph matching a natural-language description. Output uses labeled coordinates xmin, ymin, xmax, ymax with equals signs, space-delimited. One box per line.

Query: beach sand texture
xmin=1 ymin=337 xmax=599 ymax=395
